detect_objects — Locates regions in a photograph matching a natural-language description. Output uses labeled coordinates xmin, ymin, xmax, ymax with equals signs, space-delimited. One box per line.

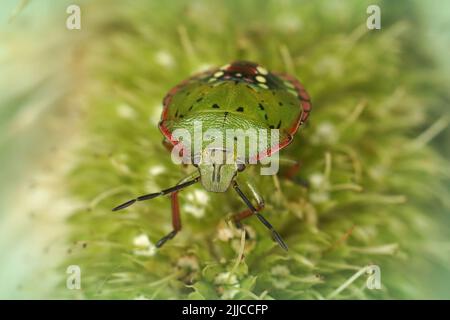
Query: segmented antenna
xmin=112 ymin=177 xmax=200 ymax=211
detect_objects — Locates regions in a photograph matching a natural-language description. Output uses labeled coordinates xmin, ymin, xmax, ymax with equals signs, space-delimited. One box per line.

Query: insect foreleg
xmin=155 ymin=192 xmax=180 ymax=247
xmin=154 ymin=171 xmax=200 ymax=248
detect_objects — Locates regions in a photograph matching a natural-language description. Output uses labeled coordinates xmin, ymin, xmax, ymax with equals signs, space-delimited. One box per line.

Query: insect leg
xmin=232 ymin=180 xmax=288 ymax=251
xmin=162 ymin=138 xmax=174 ymax=152
xmin=278 ymin=157 xmax=309 ymax=187
xmin=162 ymin=138 xmax=189 ymax=168
xmin=232 ymin=205 xmax=262 ymax=229
xmin=153 ymin=172 xmax=199 ymax=248
xmin=232 ymin=181 xmax=264 ymax=228
xmin=155 ymin=191 xmax=181 ymax=248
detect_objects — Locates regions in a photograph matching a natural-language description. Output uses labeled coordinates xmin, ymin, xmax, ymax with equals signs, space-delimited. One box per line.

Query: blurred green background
xmin=0 ymin=0 xmax=449 ymax=299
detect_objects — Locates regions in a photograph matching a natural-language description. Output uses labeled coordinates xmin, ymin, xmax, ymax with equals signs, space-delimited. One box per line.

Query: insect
xmin=113 ymin=61 xmax=311 ymax=251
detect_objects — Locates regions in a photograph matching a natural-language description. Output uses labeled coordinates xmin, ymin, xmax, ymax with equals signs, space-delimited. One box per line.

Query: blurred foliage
xmin=2 ymin=0 xmax=449 ymax=299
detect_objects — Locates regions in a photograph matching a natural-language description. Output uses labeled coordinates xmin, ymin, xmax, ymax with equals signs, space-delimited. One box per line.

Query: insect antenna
xmin=232 ymin=182 xmax=288 ymax=251
xmin=112 ymin=177 xmax=200 ymax=211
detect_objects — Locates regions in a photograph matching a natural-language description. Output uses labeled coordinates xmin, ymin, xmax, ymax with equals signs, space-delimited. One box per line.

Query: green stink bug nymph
xmin=113 ymin=61 xmax=311 ymax=251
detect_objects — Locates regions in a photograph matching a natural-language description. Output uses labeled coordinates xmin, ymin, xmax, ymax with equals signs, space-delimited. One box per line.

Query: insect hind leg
xmin=279 ymin=158 xmax=309 ymax=187
xmin=232 ymin=203 xmax=264 ymax=229
xmin=232 ymin=180 xmax=288 ymax=250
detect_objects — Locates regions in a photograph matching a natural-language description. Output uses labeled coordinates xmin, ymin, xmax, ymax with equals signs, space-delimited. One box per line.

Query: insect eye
xmin=237 ymin=163 xmax=246 ymax=172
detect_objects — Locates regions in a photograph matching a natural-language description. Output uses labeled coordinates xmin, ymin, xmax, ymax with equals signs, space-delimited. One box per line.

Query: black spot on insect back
xmin=258 ymin=103 xmax=265 ymax=110
xmin=212 ymin=103 xmax=220 ymax=109
xmin=236 ymin=106 xmax=244 ymax=112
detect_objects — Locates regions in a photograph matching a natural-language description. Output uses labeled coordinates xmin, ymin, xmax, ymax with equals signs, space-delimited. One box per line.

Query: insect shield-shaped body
xmin=113 ymin=61 xmax=311 ymax=250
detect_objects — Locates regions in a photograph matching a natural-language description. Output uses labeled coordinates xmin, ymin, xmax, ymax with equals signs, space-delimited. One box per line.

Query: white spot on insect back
xmin=284 ymin=80 xmax=295 ymax=89
xmin=213 ymin=71 xmax=224 ymax=78
xmin=258 ymin=83 xmax=269 ymax=89
xmin=116 ymin=104 xmax=136 ymax=119
xmin=154 ymin=50 xmax=174 ymax=68
xmin=255 ymin=75 xmax=267 ymax=83
xmin=132 ymin=234 xmax=156 ymax=257
xmin=256 ymin=66 xmax=268 ymax=75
